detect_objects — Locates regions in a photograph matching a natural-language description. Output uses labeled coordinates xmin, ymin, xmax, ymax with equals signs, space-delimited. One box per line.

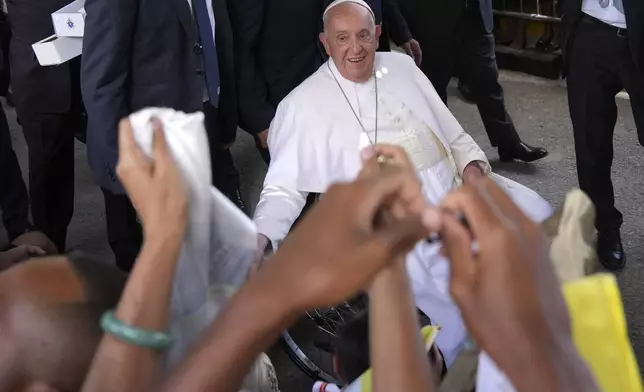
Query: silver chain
xmin=328 ymin=62 xmax=379 ymax=145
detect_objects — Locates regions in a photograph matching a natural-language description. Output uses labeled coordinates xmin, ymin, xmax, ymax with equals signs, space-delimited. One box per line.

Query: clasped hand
xmin=116 ymin=118 xmax=577 ymax=386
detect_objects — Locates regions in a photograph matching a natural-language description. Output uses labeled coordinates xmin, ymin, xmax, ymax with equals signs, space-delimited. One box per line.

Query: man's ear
xmin=375 ymin=24 xmax=382 ymax=41
xmin=319 ymin=32 xmax=331 ymax=56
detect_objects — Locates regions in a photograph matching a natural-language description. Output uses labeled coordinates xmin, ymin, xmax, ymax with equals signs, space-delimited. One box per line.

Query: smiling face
xmin=320 ymin=3 xmax=381 ymax=83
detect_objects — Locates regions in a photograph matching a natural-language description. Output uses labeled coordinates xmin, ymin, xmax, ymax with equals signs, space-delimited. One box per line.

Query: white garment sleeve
xmin=253 ymin=185 xmax=308 ymax=248
xmin=253 ymin=98 xmax=311 ymax=248
xmin=408 ymin=57 xmax=492 ymax=176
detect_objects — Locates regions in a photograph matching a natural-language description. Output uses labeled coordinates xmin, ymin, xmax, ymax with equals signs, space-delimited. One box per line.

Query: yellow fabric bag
xmin=563 ymin=273 xmax=642 ymax=392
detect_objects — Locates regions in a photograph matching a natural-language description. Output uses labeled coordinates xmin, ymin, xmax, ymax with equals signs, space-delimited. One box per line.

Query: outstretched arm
xmin=370 ymin=260 xmax=435 ymax=392
xmin=81 ymin=120 xmax=188 ymax=392
xmin=160 ymin=160 xmax=435 ymax=392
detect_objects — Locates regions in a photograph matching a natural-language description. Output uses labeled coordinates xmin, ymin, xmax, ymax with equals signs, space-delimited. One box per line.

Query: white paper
xmin=128 ymin=108 xmax=272 ymax=391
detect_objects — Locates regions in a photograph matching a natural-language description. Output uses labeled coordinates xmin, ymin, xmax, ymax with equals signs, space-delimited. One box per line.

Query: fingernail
xmin=150 ymin=117 xmax=162 ymax=132
xmin=422 ymin=208 xmax=442 ymax=230
xmin=361 ymin=147 xmax=375 ymax=160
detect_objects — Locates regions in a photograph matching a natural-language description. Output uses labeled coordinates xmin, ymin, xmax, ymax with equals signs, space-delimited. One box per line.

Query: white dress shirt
xmin=582 ymin=0 xmax=627 ymax=29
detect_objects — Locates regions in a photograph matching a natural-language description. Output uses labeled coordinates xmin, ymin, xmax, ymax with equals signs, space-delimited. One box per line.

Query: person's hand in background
xmin=402 ymin=38 xmax=422 ymax=66
xmin=439 ymin=178 xmax=598 ymax=392
xmin=0 ymin=231 xmax=57 ymax=271
xmin=0 ymin=244 xmax=46 ymax=270
xmin=257 ymin=129 xmax=269 ymax=149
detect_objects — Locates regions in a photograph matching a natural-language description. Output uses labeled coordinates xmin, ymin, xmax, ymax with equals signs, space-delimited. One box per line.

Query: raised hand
xmin=258 ymin=160 xmax=440 ymax=312
xmin=116 ymin=118 xmax=188 ymax=241
xmin=438 ymin=178 xmax=597 ymax=391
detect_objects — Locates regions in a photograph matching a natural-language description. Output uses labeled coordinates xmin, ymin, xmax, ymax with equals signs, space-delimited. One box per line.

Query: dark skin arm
xmin=81 ymin=119 xmax=188 ymax=392
xmin=159 ymin=268 xmax=298 ymax=392
xmin=439 ymin=178 xmax=599 ymax=392
xmin=369 ymin=259 xmax=434 ymax=392
xmin=160 ymin=158 xmax=436 ymax=392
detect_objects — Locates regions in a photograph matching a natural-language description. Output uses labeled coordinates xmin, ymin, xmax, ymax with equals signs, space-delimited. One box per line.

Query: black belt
xmin=581 ymin=13 xmax=627 ymax=38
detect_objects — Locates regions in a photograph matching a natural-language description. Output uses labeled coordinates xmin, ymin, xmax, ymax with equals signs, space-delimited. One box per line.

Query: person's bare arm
xmin=501 ymin=341 xmax=599 ymax=392
xmin=81 ymin=119 xmax=188 ymax=392
xmin=159 ymin=267 xmax=298 ymax=392
xmin=369 ymin=259 xmax=434 ymax=392
xmin=440 ymin=178 xmax=598 ymax=392
xmin=160 ymin=160 xmax=436 ymax=392
xmin=81 ymin=235 xmax=183 ymax=392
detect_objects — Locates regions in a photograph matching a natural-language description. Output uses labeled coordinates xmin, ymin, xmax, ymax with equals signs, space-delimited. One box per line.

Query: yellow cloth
xmin=563 ymin=274 xmax=642 ymax=392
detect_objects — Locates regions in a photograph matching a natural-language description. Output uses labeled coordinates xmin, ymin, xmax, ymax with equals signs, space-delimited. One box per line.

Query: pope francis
xmin=254 ymin=0 xmax=552 ymax=387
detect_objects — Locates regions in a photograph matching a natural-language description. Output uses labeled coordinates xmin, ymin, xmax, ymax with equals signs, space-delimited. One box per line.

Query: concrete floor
xmin=2 ymin=76 xmax=643 ymax=391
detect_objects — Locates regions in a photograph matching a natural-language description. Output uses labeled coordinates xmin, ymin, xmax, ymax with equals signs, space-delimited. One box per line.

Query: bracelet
xmin=100 ymin=311 xmax=174 ymax=350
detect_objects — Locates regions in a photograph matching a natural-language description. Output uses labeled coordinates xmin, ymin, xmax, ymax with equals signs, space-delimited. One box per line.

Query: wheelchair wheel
xmin=280 ymin=294 xmax=368 ymax=384
xmin=280 ymin=294 xmax=433 ymax=385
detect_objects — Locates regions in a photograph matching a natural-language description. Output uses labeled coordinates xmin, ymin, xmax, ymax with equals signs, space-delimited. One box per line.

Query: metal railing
xmin=492 ymin=0 xmax=563 ymax=22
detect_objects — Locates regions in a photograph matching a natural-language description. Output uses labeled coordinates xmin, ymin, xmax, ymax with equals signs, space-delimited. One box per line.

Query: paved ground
xmin=2 ymin=75 xmax=643 ymax=391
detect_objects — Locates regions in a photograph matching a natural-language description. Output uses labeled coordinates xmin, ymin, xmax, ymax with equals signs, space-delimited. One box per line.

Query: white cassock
xmin=254 ymin=52 xmax=551 ymax=390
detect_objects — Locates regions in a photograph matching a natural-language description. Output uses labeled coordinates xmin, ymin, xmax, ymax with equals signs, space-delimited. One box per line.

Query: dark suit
xmin=396 ymin=0 xmax=522 ymax=150
xmin=0 ymin=10 xmax=10 ymax=96
xmin=82 ymin=0 xmax=238 ymax=271
xmin=563 ymin=0 xmax=644 ymax=232
xmin=0 ymin=7 xmax=29 ymax=241
xmin=229 ymin=0 xmax=412 ymax=163
xmin=0 ymin=102 xmax=30 ymax=241
xmin=6 ymin=0 xmax=83 ymax=251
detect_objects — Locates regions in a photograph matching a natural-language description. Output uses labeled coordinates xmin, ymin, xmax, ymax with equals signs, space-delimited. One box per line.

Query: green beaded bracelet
xmin=100 ymin=311 xmax=174 ymax=350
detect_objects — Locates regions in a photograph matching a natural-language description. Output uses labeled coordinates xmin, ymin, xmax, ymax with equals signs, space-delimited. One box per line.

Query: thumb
xmin=27 ymin=246 xmax=47 ymax=256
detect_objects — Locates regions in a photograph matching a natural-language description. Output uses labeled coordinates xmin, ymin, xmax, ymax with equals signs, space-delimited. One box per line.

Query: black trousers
xmin=16 ymin=66 xmax=82 ymax=252
xmin=18 ymin=109 xmax=77 ymax=251
xmin=567 ymin=17 xmax=644 ymax=232
xmin=103 ymin=102 xmax=241 ymax=272
xmin=0 ymin=102 xmax=30 ymax=241
xmin=102 ymin=187 xmax=142 ymax=272
xmin=203 ymin=102 xmax=242 ymax=196
xmin=415 ymin=2 xmax=520 ymax=149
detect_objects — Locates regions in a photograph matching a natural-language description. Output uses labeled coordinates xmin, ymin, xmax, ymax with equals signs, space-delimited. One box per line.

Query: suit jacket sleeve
xmin=228 ymin=0 xmax=275 ymax=135
xmin=383 ymin=0 xmax=412 ymax=46
xmin=81 ymin=0 xmax=137 ymax=193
